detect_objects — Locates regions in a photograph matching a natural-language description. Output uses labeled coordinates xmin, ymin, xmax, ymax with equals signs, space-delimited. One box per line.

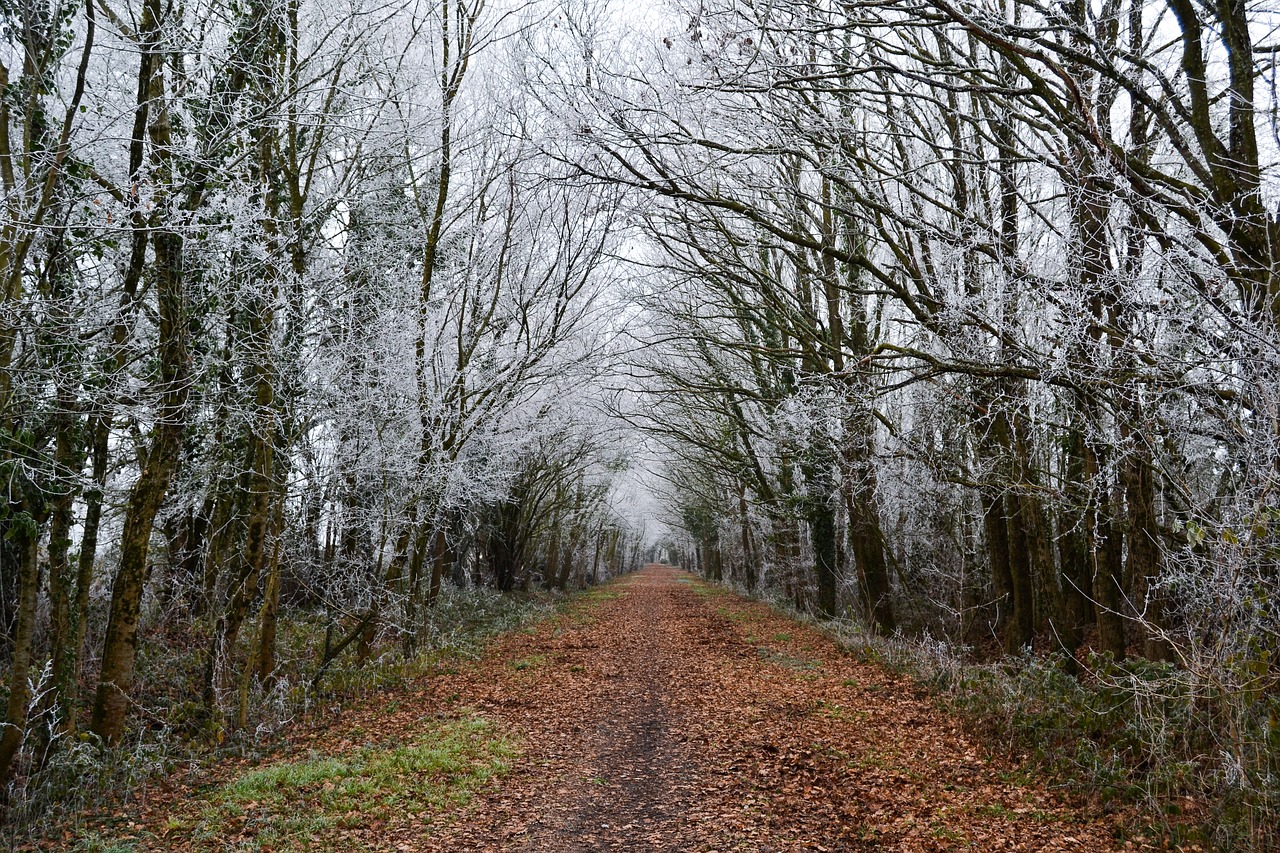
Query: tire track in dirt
xmin=545 ymin=574 xmax=692 ymax=848
xmin=422 ymin=568 xmax=709 ymax=851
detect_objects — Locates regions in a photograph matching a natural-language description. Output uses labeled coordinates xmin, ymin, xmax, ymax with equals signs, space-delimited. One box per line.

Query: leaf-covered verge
xmin=187 ymin=716 xmax=515 ymax=852
xmin=64 ymin=715 xmax=514 ymax=853
xmin=6 ymin=586 xmax=557 ymax=851
xmin=743 ymin=584 xmax=1275 ymax=850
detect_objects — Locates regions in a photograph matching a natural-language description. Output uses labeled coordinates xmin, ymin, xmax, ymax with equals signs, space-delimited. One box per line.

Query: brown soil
xmin=71 ymin=566 xmax=1136 ymax=851
xmin=421 ymin=565 xmax=1124 ymax=851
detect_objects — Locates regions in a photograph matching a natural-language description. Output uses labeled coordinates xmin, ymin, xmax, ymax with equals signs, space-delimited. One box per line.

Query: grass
xmin=183 ymin=716 xmax=515 ymax=850
xmin=715 ymin=604 xmax=755 ymax=623
xmin=581 ymin=588 xmax=623 ymax=602
xmin=972 ymin=801 xmax=1060 ymax=824
xmin=557 ymin=584 xmax=627 ymax=628
xmin=929 ymin=823 xmax=967 ymax=844
xmin=815 ymin=700 xmax=867 ymax=723
xmin=512 ymin=654 xmax=548 ymax=672
xmin=756 ymin=645 xmax=823 ymax=671
xmin=70 ymin=836 xmax=139 ymax=853
xmin=12 ymin=584 xmax=560 ymax=851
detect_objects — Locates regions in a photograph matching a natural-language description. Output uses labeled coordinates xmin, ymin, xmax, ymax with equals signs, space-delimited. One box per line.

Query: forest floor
xmin=63 ymin=565 xmax=1147 ymax=852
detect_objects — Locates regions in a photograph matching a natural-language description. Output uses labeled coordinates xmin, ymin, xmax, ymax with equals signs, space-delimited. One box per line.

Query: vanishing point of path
xmin=95 ymin=566 xmax=1127 ymax=851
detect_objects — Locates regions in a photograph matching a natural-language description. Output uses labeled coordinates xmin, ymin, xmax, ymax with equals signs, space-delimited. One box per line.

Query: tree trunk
xmin=171 ymin=496 xmax=212 ymax=610
xmin=1057 ymin=428 xmax=1094 ymax=667
xmin=844 ymin=453 xmax=895 ymax=635
xmin=90 ymin=253 xmax=187 ymax=739
xmin=1094 ymin=489 xmax=1127 ymax=660
xmin=47 ymin=399 xmax=83 ymax=734
xmin=848 ymin=498 xmax=894 ymax=635
xmin=983 ymin=490 xmax=1013 ymax=645
xmin=0 ymin=524 xmax=40 ymax=782
xmin=428 ymin=523 xmax=447 ymax=605
xmin=91 ymin=0 xmax=190 ymax=742
xmin=738 ymin=483 xmax=756 ymax=592
xmin=404 ymin=520 xmax=431 ymax=653
xmin=1003 ymin=495 xmax=1036 ymax=654
xmin=545 ymin=529 xmax=561 ymax=590
xmin=809 ymin=498 xmax=838 ymax=619
xmin=556 ymin=528 xmax=575 ymax=591
xmin=255 ymin=501 xmax=285 ymax=686
xmin=1126 ymin=452 xmax=1172 ymax=661
xmin=74 ymin=415 xmax=109 ymax=684
xmin=590 ymin=528 xmax=603 ymax=585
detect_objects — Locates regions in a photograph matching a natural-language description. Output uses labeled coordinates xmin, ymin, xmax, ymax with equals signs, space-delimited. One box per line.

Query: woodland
xmin=0 ymin=0 xmax=1278 ymax=846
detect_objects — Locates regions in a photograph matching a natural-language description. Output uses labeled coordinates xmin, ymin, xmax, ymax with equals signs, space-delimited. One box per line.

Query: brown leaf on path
xmin=410 ymin=565 xmax=1125 ymax=852
xmin=73 ymin=566 xmax=1138 ymax=852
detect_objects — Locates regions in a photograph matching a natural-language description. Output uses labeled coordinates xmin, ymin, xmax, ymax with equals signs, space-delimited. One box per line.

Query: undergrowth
xmin=730 ymin=579 xmax=1280 ymax=852
xmin=1 ymin=584 xmax=554 ymax=849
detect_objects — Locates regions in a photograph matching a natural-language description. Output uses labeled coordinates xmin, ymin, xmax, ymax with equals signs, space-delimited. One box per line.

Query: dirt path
xmin=427 ymin=567 xmax=707 ymax=850
xmin=418 ymin=565 xmax=1122 ymax=851
xmin=85 ymin=566 xmax=1131 ymax=851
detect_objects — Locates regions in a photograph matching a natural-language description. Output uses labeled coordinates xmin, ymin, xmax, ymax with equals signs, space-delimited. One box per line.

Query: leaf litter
xmin=60 ymin=565 xmax=1151 ymax=851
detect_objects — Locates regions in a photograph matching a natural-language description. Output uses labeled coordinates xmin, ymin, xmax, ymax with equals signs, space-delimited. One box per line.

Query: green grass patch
xmin=512 ymin=654 xmax=548 ymax=672
xmin=189 ymin=716 xmax=514 ymax=850
xmin=815 ymin=700 xmax=867 ymax=723
xmin=70 ymin=835 xmax=139 ymax=853
xmin=715 ymin=605 xmax=752 ymax=623
xmin=976 ymin=802 xmax=1015 ymax=820
xmin=930 ymin=823 xmax=967 ymax=843
xmin=756 ymin=646 xmax=822 ymax=671
xmin=557 ymin=584 xmax=626 ymax=628
xmin=973 ymin=801 xmax=1059 ymax=824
